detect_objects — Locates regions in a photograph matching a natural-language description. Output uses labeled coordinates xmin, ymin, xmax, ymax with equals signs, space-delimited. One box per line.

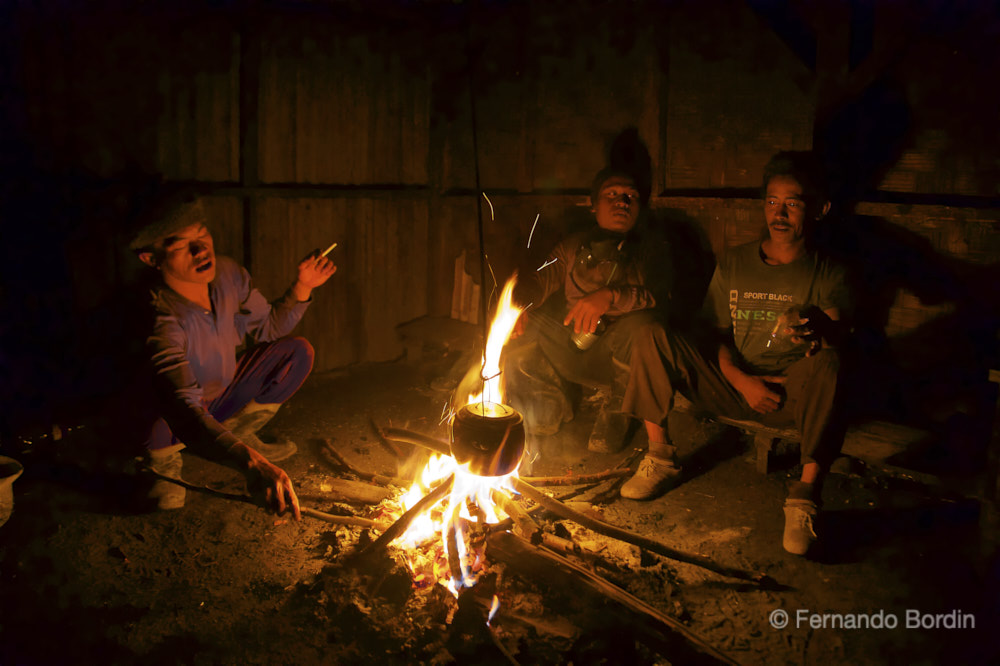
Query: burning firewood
xmin=351 ymin=473 xmax=456 ymax=560
xmin=490 ymin=488 xmax=541 ymax=541
xmin=378 ymin=426 xmax=778 ymax=587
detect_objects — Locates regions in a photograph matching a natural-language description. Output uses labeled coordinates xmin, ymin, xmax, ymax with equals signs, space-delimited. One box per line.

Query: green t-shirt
xmin=704 ymin=242 xmax=850 ymax=374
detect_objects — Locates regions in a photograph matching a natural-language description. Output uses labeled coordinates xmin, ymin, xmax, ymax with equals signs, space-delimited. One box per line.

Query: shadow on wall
xmin=606 ymin=126 xmax=716 ymax=329
xmin=814 ymin=72 xmax=1000 ymax=468
xmin=822 ymin=214 xmax=1000 ymax=417
xmin=0 ymin=144 xmax=161 ymax=446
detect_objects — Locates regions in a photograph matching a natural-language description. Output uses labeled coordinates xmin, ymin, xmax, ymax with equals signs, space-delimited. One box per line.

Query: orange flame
xmin=466 ymin=275 xmax=523 ymax=409
xmin=395 ymin=274 xmax=524 ymax=598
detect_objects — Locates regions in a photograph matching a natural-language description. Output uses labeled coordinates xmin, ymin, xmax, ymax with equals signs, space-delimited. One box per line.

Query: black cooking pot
xmin=450 ymin=402 xmax=525 ymax=477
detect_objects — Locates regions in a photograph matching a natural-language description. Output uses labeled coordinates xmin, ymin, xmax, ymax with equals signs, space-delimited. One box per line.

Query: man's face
xmin=593 ymin=176 xmax=642 ymax=233
xmin=764 ymin=174 xmax=815 ymax=243
xmin=155 ymin=223 xmax=216 ymax=287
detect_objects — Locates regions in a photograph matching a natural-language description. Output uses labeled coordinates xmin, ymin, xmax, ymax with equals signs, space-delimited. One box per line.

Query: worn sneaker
xmin=147 ymin=450 xmax=185 ymax=510
xmin=620 ymin=455 xmax=682 ymax=500
xmin=241 ymin=432 xmax=298 ymax=463
xmin=588 ymin=410 xmax=633 ymax=453
xmin=782 ymin=499 xmax=818 ymax=555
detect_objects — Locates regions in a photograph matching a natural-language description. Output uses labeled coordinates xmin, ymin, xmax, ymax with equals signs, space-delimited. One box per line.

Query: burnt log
xmin=513 ymin=478 xmax=773 ymax=586
xmin=487 ymin=531 xmax=736 ymax=665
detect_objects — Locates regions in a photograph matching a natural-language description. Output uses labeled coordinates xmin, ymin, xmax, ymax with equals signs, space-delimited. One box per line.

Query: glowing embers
xmin=396 ymin=451 xmax=518 ymax=596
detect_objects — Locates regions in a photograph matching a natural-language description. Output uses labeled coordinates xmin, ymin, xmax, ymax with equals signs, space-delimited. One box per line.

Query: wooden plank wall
xmin=439 ymin=6 xmax=661 ymax=194
xmin=664 ymin=0 xmax=816 ymax=190
xmin=6 ymin=1 xmax=998 ymax=381
xmin=257 ymin=17 xmax=429 ymax=185
xmin=251 ymin=197 xmax=429 ymax=369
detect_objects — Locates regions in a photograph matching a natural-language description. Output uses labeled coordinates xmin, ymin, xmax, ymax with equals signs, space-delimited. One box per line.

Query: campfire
xmin=333 ymin=275 xmax=774 ymax=664
xmin=392 ymin=277 xmax=525 ymax=599
xmin=145 ymin=276 xmax=775 ymax=664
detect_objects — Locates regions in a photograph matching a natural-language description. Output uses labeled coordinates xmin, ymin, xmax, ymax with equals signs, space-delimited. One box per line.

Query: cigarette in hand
xmin=321 ymin=242 xmax=338 ymax=257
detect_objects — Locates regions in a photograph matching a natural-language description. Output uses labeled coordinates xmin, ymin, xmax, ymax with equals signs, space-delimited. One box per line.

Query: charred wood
xmin=487 ymin=531 xmax=736 ymax=666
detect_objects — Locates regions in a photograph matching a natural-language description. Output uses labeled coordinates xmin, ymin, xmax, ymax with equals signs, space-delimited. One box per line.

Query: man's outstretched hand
xmin=292 ymin=250 xmax=337 ymax=301
xmin=237 ymin=444 xmax=302 ymax=520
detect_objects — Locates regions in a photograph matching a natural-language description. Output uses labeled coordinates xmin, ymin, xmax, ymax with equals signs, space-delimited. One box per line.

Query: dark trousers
xmin=144 ymin=337 xmax=313 ymax=451
xmin=502 ymin=299 xmax=661 ymax=436
xmin=625 ymin=325 xmax=844 ymax=468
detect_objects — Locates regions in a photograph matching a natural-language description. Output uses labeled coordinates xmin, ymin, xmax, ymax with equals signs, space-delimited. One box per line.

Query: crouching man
xmin=129 ymin=190 xmax=336 ymax=518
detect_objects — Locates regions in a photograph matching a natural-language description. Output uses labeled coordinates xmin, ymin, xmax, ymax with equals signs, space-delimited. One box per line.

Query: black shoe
xmin=588 ymin=410 xmax=632 ymax=453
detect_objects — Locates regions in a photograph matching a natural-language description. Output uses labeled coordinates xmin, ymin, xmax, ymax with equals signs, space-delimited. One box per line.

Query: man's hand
xmin=786 ymin=306 xmax=837 ymax=357
xmin=736 ymin=374 xmax=786 ymax=414
xmin=511 ymin=311 xmax=528 ymax=339
xmin=236 ymin=443 xmax=302 ymax=520
xmin=292 ymin=251 xmax=337 ymax=301
xmin=564 ymin=288 xmax=613 ymax=334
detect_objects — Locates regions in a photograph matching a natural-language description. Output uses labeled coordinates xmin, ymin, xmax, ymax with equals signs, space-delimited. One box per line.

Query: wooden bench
xmin=670 ymin=393 xmax=937 ymax=482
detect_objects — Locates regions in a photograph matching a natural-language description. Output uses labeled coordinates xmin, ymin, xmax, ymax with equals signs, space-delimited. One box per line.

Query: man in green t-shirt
xmin=620 ymin=151 xmax=850 ymax=556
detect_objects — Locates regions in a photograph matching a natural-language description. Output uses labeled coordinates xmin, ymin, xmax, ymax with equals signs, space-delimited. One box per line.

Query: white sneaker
xmin=241 ymin=432 xmax=298 ymax=463
xmin=782 ymin=499 xmax=818 ymax=555
xmin=146 ymin=450 xmax=185 ymax=510
xmin=620 ymin=455 xmax=682 ymax=500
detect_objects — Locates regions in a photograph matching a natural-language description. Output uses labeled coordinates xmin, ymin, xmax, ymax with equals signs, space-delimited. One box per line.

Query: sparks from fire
xmin=536 ymin=257 xmax=558 ymax=271
xmin=527 ymin=213 xmax=540 ymax=249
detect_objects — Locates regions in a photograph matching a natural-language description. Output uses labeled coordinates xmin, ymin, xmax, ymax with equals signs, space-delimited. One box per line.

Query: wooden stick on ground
xmin=472 ymin=593 xmax=580 ymax=639
xmin=143 ymin=469 xmax=375 ymax=528
xmin=512 ymin=478 xmax=773 ymax=586
xmin=354 ymin=473 xmax=456 ymax=559
xmin=539 ymin=533 xmax=629 ymax=575
xmin=488 ymin=530 xmax=736 ymax=665
xmin=319 ymin=439 xmax=412 ymax=487
xmin=368 ymin=417 xmax=406 ymax=458
xmin=589 ymin=446 xmax=647 ymax=505
xmin=520 ymin=468 xmax=633 ymax=486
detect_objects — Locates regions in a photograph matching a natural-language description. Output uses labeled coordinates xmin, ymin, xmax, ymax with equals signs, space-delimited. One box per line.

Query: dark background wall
xmin=1 ymin=0 xmax=998 ymax=440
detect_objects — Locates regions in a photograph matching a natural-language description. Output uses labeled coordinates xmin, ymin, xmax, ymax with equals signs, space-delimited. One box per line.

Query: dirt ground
xmin=1 ymin=335 xmax=998 ymax=665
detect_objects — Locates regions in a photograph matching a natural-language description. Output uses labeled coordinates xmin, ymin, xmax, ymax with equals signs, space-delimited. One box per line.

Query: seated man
xmin=621 ymin=150 xmax=850 ymax=555
xmin=129 ymin=190 xmax=336 ymax=518
xmin=504 ymin=166 xmax=676 ymax=465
